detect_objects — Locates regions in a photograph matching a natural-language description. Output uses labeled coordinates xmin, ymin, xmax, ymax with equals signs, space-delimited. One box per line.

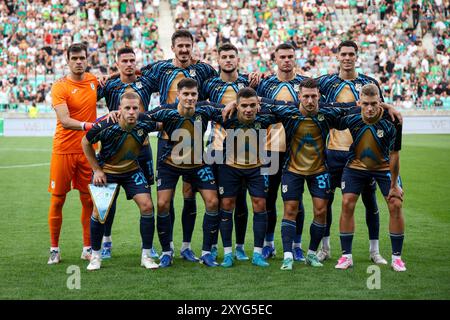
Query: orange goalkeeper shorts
xmin=48 ymin=153 xmax=92 ymax=195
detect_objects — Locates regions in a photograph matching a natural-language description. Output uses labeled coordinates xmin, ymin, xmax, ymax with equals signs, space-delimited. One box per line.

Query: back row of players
xmin=47 ymin=30 xmax=406 ymax=272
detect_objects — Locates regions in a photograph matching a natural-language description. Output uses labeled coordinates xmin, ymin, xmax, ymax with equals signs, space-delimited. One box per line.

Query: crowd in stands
xmin=0 ymin=0 xmax=449 ymax=113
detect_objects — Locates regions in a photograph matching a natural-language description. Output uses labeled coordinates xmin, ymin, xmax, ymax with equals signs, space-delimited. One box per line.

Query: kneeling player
xmin=81 ymin=92 xmax=161 ymax=271
xmin=333 ymin=84 xmax=406 ymax=272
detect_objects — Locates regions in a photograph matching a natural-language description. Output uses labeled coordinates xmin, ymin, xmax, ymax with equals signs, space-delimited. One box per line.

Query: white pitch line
xmin=0 ymin=162 xmax=50 ymax=169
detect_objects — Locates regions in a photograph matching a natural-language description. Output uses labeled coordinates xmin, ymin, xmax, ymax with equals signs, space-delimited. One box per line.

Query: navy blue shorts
xmin=217 ymin=165 xmax=269 ymax=198
xmin=156 ymin=162 xmax=216 ymax=191
xmin=341 ymin=167 xmax=403 ymax=197
xmin=281 ymin=170 xmax=331 ymax=201
xmin=326 ymin=149 xmax=348 ymax=190
xmin=138 ymin=143 xmax=154 ymax=185
xmin=157 ymin=138 xmax=193 ymax=185
xmin=101 ymin=169 xmax=150 ymax=200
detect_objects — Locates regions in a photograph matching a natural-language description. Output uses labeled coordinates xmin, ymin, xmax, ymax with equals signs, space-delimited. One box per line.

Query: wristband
xmin=80 ymin=122 xmax=85 ymax=130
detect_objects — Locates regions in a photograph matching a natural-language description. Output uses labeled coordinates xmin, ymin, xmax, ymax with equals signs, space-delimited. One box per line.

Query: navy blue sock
xmin=281 ymin=219 xmax=296 ymax=254
xmin=294 ymin=203 xmax=305 ymax=244
xmin=362 ymin=187 xmax=380 ymax=240
xmin=103 ymin=201 xmax=116 ymax=237
xmin=182 ymin=197 xmax=197 ymax=242
xmin=202 ymin=211 xmax=219 ymax=252
xmin=309 ymin=221 xmax=326 ymax=252
xmin=90 ymin=216 xmax=105 ymax=251
xmin=253 ymin=212 xmax=267 ymax=248
xmin=390 ymin=233 xmax=404 ymax=256
xmin=340 ymin=232 xmax=354 ymax=255
xmin=103 ymin=193 xmax=119 ymax=237
xmin=219 ymin=209 xmax=233 ymax=248
xmin=266 ymin=208 xmax=277 ymax=241
xmin=157 ymin=213 xmax=172 ymax=252
xmin=234 ymin=189 xmax=248 ymax=244
xmin=325 ymin=193 xmax=334 ymax=237
xmin=169 ymin=198 xmax=175 ymax=242
xmin=140 ymin=213 xmax=155 ymax=250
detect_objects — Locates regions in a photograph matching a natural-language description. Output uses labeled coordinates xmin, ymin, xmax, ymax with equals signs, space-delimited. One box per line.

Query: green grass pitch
xmin=0 ymin=135 xmax=449 ymax=300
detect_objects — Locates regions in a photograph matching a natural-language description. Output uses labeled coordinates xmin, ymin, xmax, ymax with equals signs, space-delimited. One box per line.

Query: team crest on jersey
xmin=341 ymin=181 xmax=345 ymax=190
xmin=254 ymin=122 xmax=261 ymax=129
xmin=219 ymin=187 xmax=224 ymax=195
xmin=138 ymin=129 xmax=144 ymax=136
xmin=157 ymin=179 xmax=162 ymax=187
xmin=294 ymin=84 xmax=300 ymax=92
xmin=136 ymin=81 xmax=143 ymax=89
xmin=238 ymin=83 xmax=245 ymax=90
xmin=355 ymin=83 xmax=362 ymax=91
xmin=90 ymin=82 xmax=95 ymax=90
xmin=318 ymin=114 xmax=325 ymax=121
xmin=282 ymin=185 xmax=288 ymax=193
xmin=195 ymin=115 xmax=202 ymax=121
xmin=215 ymin=86 xmax=222 ymax=91
xmin=189 ymin=69 xmax=196 ymax=77
xmin=270 ymin=85 xmax=277 ymax=90
xmin=377 ymin=129 xmax=384 ymax=138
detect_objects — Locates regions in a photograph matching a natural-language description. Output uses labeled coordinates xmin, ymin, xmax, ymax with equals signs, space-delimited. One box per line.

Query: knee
xmin=50 ymin=195 xmax=66 ymax=210
xmin=342 ymin=196 xmax=356 ymax=212
xmin=140 ymin=200 xmax=154 ymax=215
xmin=284 ymin=210 xmax=297 ymax=221
xmin=314 ymin=206 xmax=327 ymax=222
xmin=221 ymin=198 xmax=234 ymax=211
xmin=206 ymin=196 xmax=219 ymax=211
xmin=253 ymin=198 xmax=266 ymax=212
xmin=157 ymin=199 xmax=170 ymax=213
xmin=389 ymin=199 xmax=403 ymax=218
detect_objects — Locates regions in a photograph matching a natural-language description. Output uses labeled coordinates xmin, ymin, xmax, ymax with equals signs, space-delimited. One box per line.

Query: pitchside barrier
xmin=1 ymin=115 xmax=450 ymax=136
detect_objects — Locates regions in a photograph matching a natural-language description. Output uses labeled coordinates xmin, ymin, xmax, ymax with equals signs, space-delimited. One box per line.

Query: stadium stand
xmin=0 ymin=0 xmax=449 ymax=114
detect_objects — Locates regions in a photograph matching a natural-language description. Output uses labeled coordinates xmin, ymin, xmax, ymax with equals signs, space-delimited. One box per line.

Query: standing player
xmin=262 ymin=79 xmax=358 ymax=271
xmin=141 ymin=30 xmax=218 ymax=260
xmin=81 ymin=92 xmax=161 ymax=271
xmin=97 ymin=47 xmax=158 ymax=260
xmin=213 ymin=88 xmax=280 ymax=268
xmin=333 ymin=84 xmax=406 ymax=272
xmin=143 ymin=78 xmax=222 ymax=267
xmin=201 ymin=43 xmax=255 ymax=262
xmin=256 ymin=43 xmax=307 ymax=261
xmin=47 ymin=43 xmax=98 ymax=264
xmin=316 ymin=40 xmax=401 ymax=264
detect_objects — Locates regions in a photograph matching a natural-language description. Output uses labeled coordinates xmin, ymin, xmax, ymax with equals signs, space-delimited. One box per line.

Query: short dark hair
xmin=275 ymin=43 xmax=295 ymax=53
xmin=300 ymin=78 xmax=319 ymax=91
xmin=171 ymin=29 xmax=194 ymax=46
xmin=218 ymin=43 xmax=238 ymax=55
xmin=337 ymin=40 xmax=359 ymax=54
xmin=237 ymin=87 xmax=257 ymax=103
xmin=67 ymin=43 xmax=87 ymax=59
xmin=177 ymin=78 xmax=198 ymax=91
xmin=117 ymin=47 xmax=135 ymax=60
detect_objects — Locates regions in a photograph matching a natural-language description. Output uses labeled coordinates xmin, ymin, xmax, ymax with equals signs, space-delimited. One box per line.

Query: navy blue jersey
xmin=86 ymin=118 xmax=159 ymax=174
xmin=335 ymin=109 xmax=402 ymax=171
xmin=97 ymin=76 xmax=155 ymax=112
xmin=316 ymin=73 xmax=384 ymax=151
xmin=141 ymin=59 xmax=218 ymax=104
xmin=214 ymin=111 xmax=278 ymax=169
xmin=256 ymin=74 xmax=306 ymax=152
xmin=201 ymin=74 xmax=250 ymax=151
xmin=265 ymin=103 xmax=357 ymax=175
xmin=144 ymin=102 xmax=222 ymax=168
